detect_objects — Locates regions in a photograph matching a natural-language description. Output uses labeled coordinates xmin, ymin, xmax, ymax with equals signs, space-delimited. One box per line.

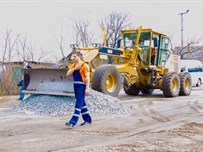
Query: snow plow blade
xmin=23 ymin=68 xmax=75 ymax=96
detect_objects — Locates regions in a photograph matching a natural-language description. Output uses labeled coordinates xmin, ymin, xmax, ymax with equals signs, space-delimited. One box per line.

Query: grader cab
xmin=23 ymin=26 xmax=192 ymax=97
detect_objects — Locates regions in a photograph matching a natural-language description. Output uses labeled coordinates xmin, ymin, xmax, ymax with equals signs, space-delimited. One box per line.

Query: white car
xmin=180 ymin=60 xmax=203 ymax=87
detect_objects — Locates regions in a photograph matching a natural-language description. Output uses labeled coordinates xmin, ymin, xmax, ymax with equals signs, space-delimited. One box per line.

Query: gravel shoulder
xmin=1 ymin=87 xmax=203 ymax=152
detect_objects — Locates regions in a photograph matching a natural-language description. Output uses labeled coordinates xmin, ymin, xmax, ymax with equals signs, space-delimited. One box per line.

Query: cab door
xmin=157 ymin=35 xmax=169 ymax=66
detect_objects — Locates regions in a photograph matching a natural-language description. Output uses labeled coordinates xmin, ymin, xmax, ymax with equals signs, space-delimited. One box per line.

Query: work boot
xmin=80 ymin=121 xmax=91 ymax=126
xmin=65 ymin=122 xmax=74 ymax=129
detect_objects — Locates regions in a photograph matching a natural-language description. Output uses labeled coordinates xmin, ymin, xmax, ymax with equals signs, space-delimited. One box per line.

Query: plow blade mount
xmin=23 ymin=68 xmax=75 ymax=96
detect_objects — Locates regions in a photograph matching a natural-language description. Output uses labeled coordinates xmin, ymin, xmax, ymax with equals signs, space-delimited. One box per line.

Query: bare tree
xmin=0 ymin=27 xmax=20 ymax=94
xmin=168 ymin=32 xmax=176 ymax=54
xmin=15 ymin=35 xmax=28 ymax=61
xmin=71 ymin=17 xmax=94 ymax=47
xmin=53 ymin=25 xmax=67 ymax=58
xmin=15 ymin=35 xmax=51 ymax=62
xmin=169 ymin=34 xmax=203 ymax=59
xmin=1 ymin=28 xmax=20 ymax=62
xmin=26 ymin=41 xmax=36 ymax=61
xmin=15 ymin=37 xmax=36 ymax=61
xmin=98 ymin=11 xmax=132 ymax=63
xmin=52 ymin=53 xmax=60 ymax=63
xmin=0 ymin=27 xmax=52 ymax=95
xmin=37 ymin=47 xmax=51 ymax=62
xmin=98 ymin=11 xmax=132 ymax=48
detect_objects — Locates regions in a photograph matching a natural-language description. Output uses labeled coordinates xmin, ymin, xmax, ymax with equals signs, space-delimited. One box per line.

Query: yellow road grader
xmin=23 ymin=26 xmax=192 ymax=97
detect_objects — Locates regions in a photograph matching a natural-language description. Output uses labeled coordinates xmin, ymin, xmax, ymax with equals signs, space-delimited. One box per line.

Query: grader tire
xmin=162 ymin=72 xmax=180 ymax=97
xmin=179 ymin=72 xmax=192 ymax=96
xmin=124 ymin=85 xmax=140 ymax=96
xmin=123 ymin=78 xmax=139 ymax=95
xmin=141 ymin=89 xmax=154 ymax=95
xmin=92 ymin=65 xmax=122 ymax=97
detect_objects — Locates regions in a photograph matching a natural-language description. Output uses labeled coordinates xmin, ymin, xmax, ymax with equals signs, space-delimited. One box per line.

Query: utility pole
xmin=178 ymin=9 xmax=189 ymax=50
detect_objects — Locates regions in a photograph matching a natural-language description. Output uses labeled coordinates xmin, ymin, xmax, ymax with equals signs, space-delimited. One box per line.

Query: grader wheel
xmin=162 ymin=72 xmax=180 ymax=97
xmin=124 ymin=85 xmax=140 ymax=96
xmin=123 ymin=77 xmax=139 ymax=95
xmin=179 ymin=72 xmax=192 ymax=96
xmin=92 ymin=65 xmax=122 ymax=97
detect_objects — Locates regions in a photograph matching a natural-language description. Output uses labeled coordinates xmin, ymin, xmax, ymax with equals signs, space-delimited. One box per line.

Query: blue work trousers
xmin=19 ymin=80 xmax=25 ymax=100
xmin=68 ymin=84 xmax=92 ymax=125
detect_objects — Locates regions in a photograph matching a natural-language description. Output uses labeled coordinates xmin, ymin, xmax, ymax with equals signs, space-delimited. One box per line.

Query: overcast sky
xmin=0 ymin=0 xmax=202 ymax=62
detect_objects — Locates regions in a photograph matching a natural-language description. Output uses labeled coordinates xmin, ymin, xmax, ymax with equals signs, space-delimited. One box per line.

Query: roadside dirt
xmin=1 ymin=87 xmax=203 ymax=152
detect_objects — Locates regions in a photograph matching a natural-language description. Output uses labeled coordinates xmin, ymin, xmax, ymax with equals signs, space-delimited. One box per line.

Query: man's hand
xmin=67 ymin=64 xmax=81 ymax=77
xmin=73 ymin=64 xmax=81 ymax=70
xmin=85 ymin=89 xmax=89 ymax=96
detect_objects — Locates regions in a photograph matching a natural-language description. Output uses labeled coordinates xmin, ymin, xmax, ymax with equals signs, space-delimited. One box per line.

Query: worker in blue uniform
xmin=65 ymin=52 xmax=92 ymax=128
xmin=18 ymin=60 xmax=32 ymax=100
